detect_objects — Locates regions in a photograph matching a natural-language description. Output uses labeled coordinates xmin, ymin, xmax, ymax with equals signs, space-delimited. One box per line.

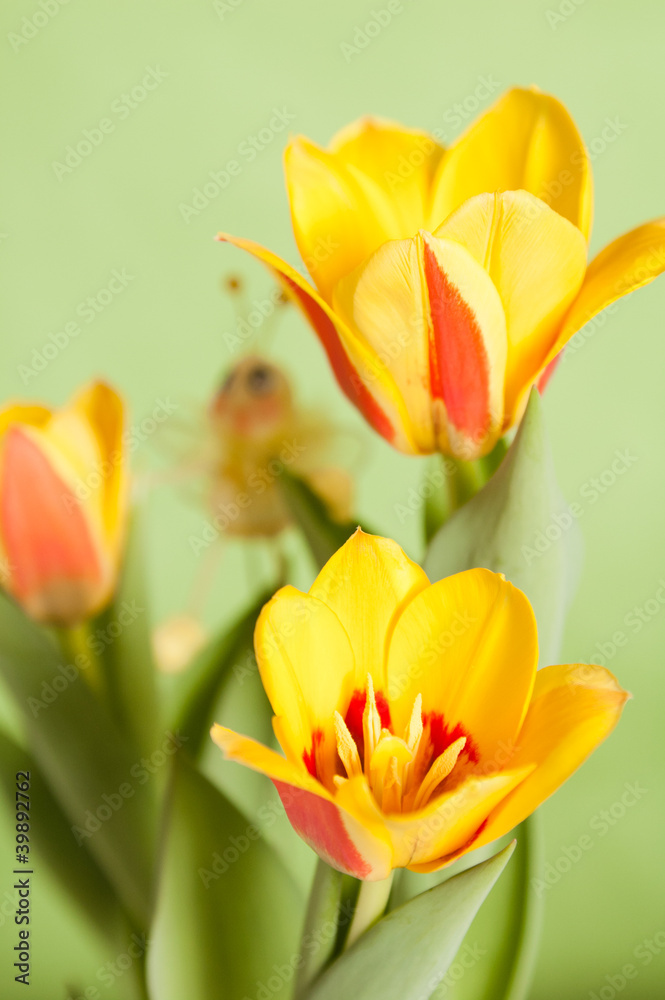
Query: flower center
xmin=333 ymin=674 xmax=467 ymax=814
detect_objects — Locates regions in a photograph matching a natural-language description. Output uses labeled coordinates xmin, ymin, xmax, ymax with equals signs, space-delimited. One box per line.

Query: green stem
xmin=504 ymin=812 xmax=545 ymax=1000
xmin=53 ymin=623 xmax=103 ymax=695
xmin=292 ymin=859 xmax=346 ymax=1000
xmin=479 ymin=435 xmax=509 ymax=480
xmin=446 ymin=457 xmax=484 ymax=513
xmin=345 ymin=872 xmax=394 ymax=949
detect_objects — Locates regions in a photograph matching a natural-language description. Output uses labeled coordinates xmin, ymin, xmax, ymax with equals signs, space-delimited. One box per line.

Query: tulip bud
xmin=0 ymin=381 xmax=128 ymax=625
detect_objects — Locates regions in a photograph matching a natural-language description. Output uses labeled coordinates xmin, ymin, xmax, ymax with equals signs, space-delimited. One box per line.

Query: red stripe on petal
xmin=424 ymin=712 xmax=480 ymax=766
xmin=283 ymin=277 xmax=396 ymax=444
xmin=303 ymin=728 xmax=323 ymax=779
xmin=1 ymin=428 xmax=103 ymax=604
xmin=423 ymin=242 xmax=491 ymax=440
xmin=273 ymin=779 xmax=373 ymax=878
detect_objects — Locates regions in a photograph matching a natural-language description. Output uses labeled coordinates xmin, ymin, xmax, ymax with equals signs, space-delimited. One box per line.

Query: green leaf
xmin=0 ymin=728 xmax=124 ymax=942
xmin=0 ymin=592 xmax=158 ymax=927
xmin=164 ymin=589 xmax=272 ymax=757
xmin=91 ymin=506 xmax=160 ymax=757
xmin=305 ymin=843 xmax=514 ymax=1000
xmin=420 ymin=818 xmax=544 ymax=1000
xmin=279 ymin=470 xmax=363 ymax=569
xmin=424 ymin=390 xmax=580 ymax=665
xmin=147 ymin=755 xmax=304 ymax=1000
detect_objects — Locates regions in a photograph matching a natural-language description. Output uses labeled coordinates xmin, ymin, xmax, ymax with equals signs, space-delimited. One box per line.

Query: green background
xmin=1 ymin=0 xmax=664 ymax=996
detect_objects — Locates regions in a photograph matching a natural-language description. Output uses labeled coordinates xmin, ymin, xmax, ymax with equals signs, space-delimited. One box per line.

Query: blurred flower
xmin=218 ymin=87 xmax=665 ymax=459
xmin=212 ymin=530 xmax=628 ymax=879
xmin=0 ymin=381 xmax=127 ymax=625
xmin=153 ymin=614 xmax=207 ymax=673
xmin=205 ymin=355 xmax=352 ymax=537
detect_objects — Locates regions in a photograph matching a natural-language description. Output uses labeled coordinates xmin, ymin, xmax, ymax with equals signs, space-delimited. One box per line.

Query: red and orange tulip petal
xmin=216 ymin=231 xmax=420 ymax=453
xmin=0 ymin=380 xmax=127 ymax=624
xmin=436 ymin=189 xmax=587 ymax=424
xmin=211 ymin=725 xmax=394 ymax=879
xmin=0 ymin=426 xmax=106 ymax=623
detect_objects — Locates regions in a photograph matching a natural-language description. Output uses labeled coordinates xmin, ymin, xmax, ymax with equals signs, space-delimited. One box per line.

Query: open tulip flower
xmin=0 ymin=381 xmax=127 ymax=625
xmin=212 ymin=531 xmax=628 ymax=880
xmin=218 ymin=86 xmax=665 ymax=459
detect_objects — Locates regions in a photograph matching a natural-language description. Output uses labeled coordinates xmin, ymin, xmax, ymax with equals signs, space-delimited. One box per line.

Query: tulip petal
xmin=308 ymin=530 xmax=429 ymax=694
xmin=471 ymin=663 xmax=629 ymax=849
xmin=430 ymin=86 xmax=593 ymax=240
xmin=336 ymin=765 xmax=530 ymax=869
xmin=544 ymin=218 xmax=665 ymax=368
xmin=286 ymin=123 xmax=444 ymax=302
xmin=420 ymin=233 xmax=508 ymax=457
xmin=0 ymin=426 xmax=106 ymax=622
xmin=254 ymin=585 xmax=356 ymax=784
xmin=386 ymin=569 xmax=537 ymax=761
xmin=333 ymin=233 xmax=508 ymax=457
xmin=211 ymin=726 xmax=393 ymax=879
xmin=0 ymin=405 xmax=52 ymax=586
xmin=285 ymin=136 xmax=399 ymax=301
xmin=436 ymin=191 xmax=587 ymax=425
xmin=216 ymin=232 xmax=419 ymax=453
xmin=330 ymin=117 xmax=444 ymax=242
xmin=0 ymin=404 xmax=51 ymax=437
xmin=70 ymin=382 xmax=127 ymax=553
xmin=333 ymin=236 xmax=435 ymax=452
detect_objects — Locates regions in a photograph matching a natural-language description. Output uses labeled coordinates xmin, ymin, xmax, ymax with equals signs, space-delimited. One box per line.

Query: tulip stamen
xmin=410 ymin=736 xmax=467 ymax=811
xmin=362 ymin=673 xmax=383 ymax=776
xmin=404 ymin=692 xmax=423 ymax=754
xmin=334 ymin=710 xmax=363 ymax=779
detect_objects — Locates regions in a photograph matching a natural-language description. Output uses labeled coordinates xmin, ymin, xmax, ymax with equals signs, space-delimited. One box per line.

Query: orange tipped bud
xmin=0 ymin=381 xmax=128 ymax=625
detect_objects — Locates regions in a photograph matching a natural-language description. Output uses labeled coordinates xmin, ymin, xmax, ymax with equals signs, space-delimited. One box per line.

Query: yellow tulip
xmin=0 ymin=381 xmax=127 ymax=624
xmin=212 ymin=531 xmax=628 ymax=879
xmin=218 ymin=87 xmax=665 ymax=459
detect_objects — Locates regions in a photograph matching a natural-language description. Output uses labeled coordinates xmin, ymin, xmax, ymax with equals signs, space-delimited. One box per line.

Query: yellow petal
xmin=254 ymin=585 xmax=356 ymax=781
xmin=286 ymin=122 xmax=444 ymax=302
xmin=332 ymin=236 xmax=435 ymax=452
xmin=308 ymin=530 xmax=429 ymax=695
xmin=429 ymin=86 xmax=593 ymax=240
xmin=217 ymin=232 xmax=420 ymax=454
xmin=70 ymin=381 xmax=127 ymax=556
xmin=337 ymin=765 xmax=530 ymax=869
xmin=472 ymin=663 xmax=629 ymax=849
xmin=0 ymin=404 xmax=51 ymax=438
xmin=436 ymin=190 xmax=587 ymax=424
xmin=330 ymin=117 xmax=444 ymax=241
xmin=386 ymin=569 xmax=537 ymax=761
xmin=545 ymin=218 xmax=665 ymax=363
xmin=211 ymin=726 xmax=394 ymax=879
xmin=285 ymin=136 xmax=397 ymax=301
